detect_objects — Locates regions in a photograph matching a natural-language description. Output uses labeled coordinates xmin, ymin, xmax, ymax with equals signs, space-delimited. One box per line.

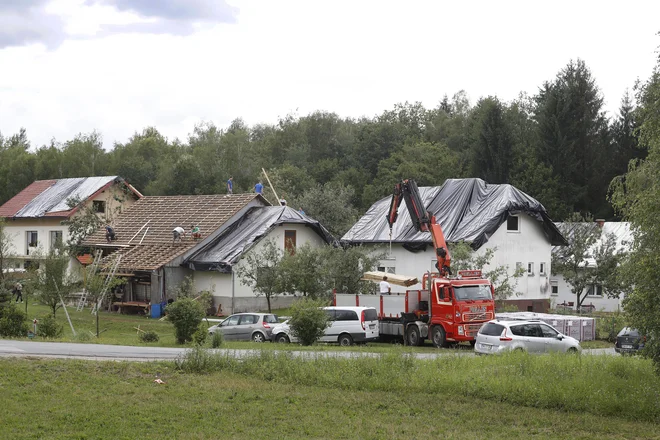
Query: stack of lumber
xmin=362 ymin=271 xmax=419 ymax=287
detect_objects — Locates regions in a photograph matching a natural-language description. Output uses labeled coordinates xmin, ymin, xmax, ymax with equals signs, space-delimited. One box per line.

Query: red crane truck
xmin=334 ymin=179 xmax=496 ymax=347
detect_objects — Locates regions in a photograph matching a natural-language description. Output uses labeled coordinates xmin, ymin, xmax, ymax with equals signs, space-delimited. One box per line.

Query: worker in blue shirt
xmin=255 ymin=181 xmax=263 ymax=194
xmin=227 ymin=177 xmax=233 ymax=194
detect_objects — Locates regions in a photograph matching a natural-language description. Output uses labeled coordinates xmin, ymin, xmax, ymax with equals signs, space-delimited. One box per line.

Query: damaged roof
xmin=0 ymin=176 xmax=142 ymax=218
xmin=85 ymin=194 xmax=267 ymax=272
xmin=184 ymin=206 xmax=336 ymax=272
xmin=342 ymin=178 xmax=567 ymax=249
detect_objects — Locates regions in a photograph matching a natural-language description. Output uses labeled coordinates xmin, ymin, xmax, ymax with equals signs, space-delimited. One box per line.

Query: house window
xmin=586 ymin=284 xmax=603 ymax=297
xmin=378 ymin=258 xmax=396 ymax=274
xmin=539 ymin=262 xmax=546 ymax=276
xmin=50 ymin=231 xmax=63 ymax=250
xmin=24 ymin=260 xmax=39 ymax=271
xmin=284 ymin=230 xmax=297 ymax=254
xmin=507 ymin=215 xmax=519 ymax=232
xmin=527 ymin=262 xmax=534 ymax=276
xmin=93 ymin=200 xmax=106 ymax=213
xmin=551 ymin=285 xmax=559 ymax=295
xmin=26 ymin=231 xmax=38 ymax=254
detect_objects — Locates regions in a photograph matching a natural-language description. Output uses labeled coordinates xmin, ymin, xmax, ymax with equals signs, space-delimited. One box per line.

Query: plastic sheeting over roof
xmin=13 ymin=176 xmax=119 ymax=218
xmin=342 ymin=178 xmax=567 ymax=249
xmin=184 ymin=206 xmax=336 ymax=272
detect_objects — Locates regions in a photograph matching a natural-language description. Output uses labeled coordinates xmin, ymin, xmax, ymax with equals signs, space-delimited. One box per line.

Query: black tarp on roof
xmin=342 ymin=178 xmax=567 ymax=249
xmin=184 ymin=206 xmax=336 ymax=272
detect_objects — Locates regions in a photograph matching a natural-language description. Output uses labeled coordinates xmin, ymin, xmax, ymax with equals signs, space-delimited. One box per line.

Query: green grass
xmin=1 ymin=356 xmax=659 ymax=439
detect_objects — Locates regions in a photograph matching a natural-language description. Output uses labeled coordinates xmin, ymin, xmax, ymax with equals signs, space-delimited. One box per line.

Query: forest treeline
xmin=0 ymin=59 xmax=648 ymax=236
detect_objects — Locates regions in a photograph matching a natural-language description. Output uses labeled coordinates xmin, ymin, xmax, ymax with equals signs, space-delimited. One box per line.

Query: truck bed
xmin=335 ymin=291 xmax=429 ymax=320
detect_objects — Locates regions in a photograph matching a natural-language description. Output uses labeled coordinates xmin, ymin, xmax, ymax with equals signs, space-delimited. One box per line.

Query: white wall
xmin=3 ymin=218 xmax=70 ymax=262
xmin=194 ymin=222 xmax=327 ymax=314
xmin=550 ymin=274 xmax=624 ymax=312
xmin=369 ymin=214 xmax=553 ymax=300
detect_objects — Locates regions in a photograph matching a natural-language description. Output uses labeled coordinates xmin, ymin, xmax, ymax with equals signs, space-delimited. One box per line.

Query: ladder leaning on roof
xmin=76 ymin=250 xmax=103 ymax=312
xmin=91 ymin=255 xmax=122 ymax=316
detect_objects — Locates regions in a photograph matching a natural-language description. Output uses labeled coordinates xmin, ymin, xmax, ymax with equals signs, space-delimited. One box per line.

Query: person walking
xmin=14 ymin=281 xmax=23 ymax=303
xmin=379 ymin=276 xmax=391 ymax=295
xmin=254 ymin=180 xmax=263 ymax=195
xmin=227 ymin=177 xmax=234 ymax=194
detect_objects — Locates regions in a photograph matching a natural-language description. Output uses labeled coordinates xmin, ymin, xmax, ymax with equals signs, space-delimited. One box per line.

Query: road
xmin=0 ymin=340 xmax=616 ymax=362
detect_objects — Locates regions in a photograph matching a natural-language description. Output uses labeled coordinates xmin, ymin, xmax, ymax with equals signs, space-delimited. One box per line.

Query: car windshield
xmin=454 ymin=285 xmax=492 ymax=301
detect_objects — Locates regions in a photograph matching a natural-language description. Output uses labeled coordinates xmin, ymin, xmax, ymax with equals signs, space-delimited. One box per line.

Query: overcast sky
xmin=1 ymin=0 xmax=659 ymax=149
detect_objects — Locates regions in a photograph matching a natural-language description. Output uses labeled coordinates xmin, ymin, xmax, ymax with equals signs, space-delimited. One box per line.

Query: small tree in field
xmin=35 ymin=246 xmax=72 ymax=318
xmin=288 ymin=298 xmax=331 ymax=346
xmin=166 ymin=298 xmax=205 ymax=344
xmin=235 ymin=238 xmax=284 ymax=312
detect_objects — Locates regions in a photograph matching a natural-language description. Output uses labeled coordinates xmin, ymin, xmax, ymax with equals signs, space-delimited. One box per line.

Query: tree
xmin=552 ymin=214 xmax=626 ymax=309
xmin=166 ymin=298 xmax=205 ymax=344
xmin=62 ymin=196 xmax=104 ymax=255
xmin=610 ymin=55 xmax=660 ymax=370
xmin=34 ymin=246 xmax=72 ymax=318
xmin=320 ymin=245 xmax=383 ymax=295
xmin=449 ymin=242 xmax=525 ymax=301
xmin=612 ymin=90 xmax=646 ymax=178
xmin=291 ymin=182 xmax=358 ymax=237
xmin=234 ymin=238 xmax=284 ymax=312
xmin=279 ymin=243 xmax=325 ymax=299
xmin=0 ymin=219 xmax=16 ymax=308
xmin=287 ymin=298 xmax=331 ymax=346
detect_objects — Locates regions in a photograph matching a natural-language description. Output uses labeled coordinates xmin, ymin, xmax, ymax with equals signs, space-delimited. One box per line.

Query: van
xmin=271 ymin=306 xmax=379 ymax=346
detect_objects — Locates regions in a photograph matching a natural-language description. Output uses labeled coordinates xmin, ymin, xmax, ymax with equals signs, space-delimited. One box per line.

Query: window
xmin=50 ymin=231 xmax=63 ymax=249
xmin=263 ymin=315 xmax=279 ymax=324
xmin=527 ymin=262 xmax=534 ymax=276
xmin=93 ymin=200 xmax=106 ymax=213
xmin=24 ymin=260 xmax=39 ymax=270
xmin=479 ymin=323 xmax=505 ymax=336
xmin=507 ymin=215 xmax=519 ymax=232
xmin=511 ymin=324 xmax=543 ymax=337
xmin=239 ymin=315 xmax=258 ymax=325
xmin=378 ymin=259 xmax=396 ymax=274
xmin=335 ymin=309 xmax=359 ymax=321
xmin=284 ymin=230 xmax=297 ymax=254
xmin=224 ymin=315 xmax=241 ymax=326
xmin=540 ymin=324 xmax=559 ymax=338
xmin=551 ymin=284 xmax=559 ymax=295
xmin=324 ymin=309 xmax=337 ymax=321
xmin=539 ymin=262 xmax=546 ymax=276
xmin=26 ymin=231 xmax=38 ymax=254
xmin=586 ymin=284 xmax=603 ymax=297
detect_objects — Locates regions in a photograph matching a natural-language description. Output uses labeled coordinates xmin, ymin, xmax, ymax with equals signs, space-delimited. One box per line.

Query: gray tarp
xmin=342 ymin=178 xmax=567 ymax=250
xmin=184 ymin=206 xmax=336 ymax=272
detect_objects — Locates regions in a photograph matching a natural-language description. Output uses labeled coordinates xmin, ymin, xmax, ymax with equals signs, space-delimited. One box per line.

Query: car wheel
xmin=431 ymin=326 xmax=447 ymax=348
xmin=252 ymin=332 xmax=266 ymax=343
xmin=567 ymin=347 xmax=579 ymax=354
xmin=406 ymin=325 xmax=422 ymax=346
xmin=338 ymin=334 xmax=353 ymax=346
xmin=276 ymin=334 xmax=290 ymax=344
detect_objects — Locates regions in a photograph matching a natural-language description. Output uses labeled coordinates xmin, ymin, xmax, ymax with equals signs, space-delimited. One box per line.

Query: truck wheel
xmin=406 ymin=325 xmax=422 ymax=346
xmin=432 ymin=326 xmax=448 ymax=348
xmin=338 ymin=334 xmax=353 ymax=346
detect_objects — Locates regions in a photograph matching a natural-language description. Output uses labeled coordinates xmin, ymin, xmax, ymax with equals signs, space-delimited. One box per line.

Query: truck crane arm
xmin=387 ymin=179 xmax=452 ymax=276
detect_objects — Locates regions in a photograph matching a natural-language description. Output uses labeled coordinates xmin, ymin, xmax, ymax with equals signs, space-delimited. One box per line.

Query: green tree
xmin=611 ymin=90 xmax=646 ymax=178
xmin=234 ymin=238 xmax=284 ymax=312
xmin=60 ymin=131 xmax=108 ymax=177
xmin=552 ymin=214 xmax=626 ymax=309
xmin=0 ymin=219 xmax=16 ymax=307
xmin=34 ymin=246 xmax=71 ymax=317
xmin=291 ymin=182 xmax=358 ymax=237
xmin=279 ymin=243 xmax=325 ymax=298
xmin=288 ymin=298 xmax=331 ymax=346
xmin=62 ymin=196 xmax=104 ymax=255
xmin=166 ymin=297 xmax=205 ymax=344
xmin=320 ymin=245 xmax=383 ymax=295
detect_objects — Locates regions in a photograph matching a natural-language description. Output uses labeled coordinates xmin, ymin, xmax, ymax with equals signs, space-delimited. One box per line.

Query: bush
xmin=139 ymin=330 xmax=160 ymax=343
xmin=166 ymin=298 xmax=205 ymax=344
xmin=0 ymin=303 xmax=29 ymax=337
xmin=174 ymin=345 xmax=228 ymax=374
xmin=192 ymin=324 xmax=208 ymax=346
xmin=37 ymin=313 xmax=63 ymax=339
xmin=288 ymin=298 xmax=331 ymax=346
xmin=210 ymin=331 xmax=223 ymax=348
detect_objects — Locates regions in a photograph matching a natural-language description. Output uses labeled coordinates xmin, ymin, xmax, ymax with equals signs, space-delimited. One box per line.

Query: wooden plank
xmin=362 ymin=271 xmax=419 ymax=287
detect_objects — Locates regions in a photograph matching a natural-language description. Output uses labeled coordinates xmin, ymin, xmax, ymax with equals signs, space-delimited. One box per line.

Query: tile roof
xmin=85 ymin=194 xmax=267 ymax=272
xmin=0 ymin=176 xmax=141 ymax=218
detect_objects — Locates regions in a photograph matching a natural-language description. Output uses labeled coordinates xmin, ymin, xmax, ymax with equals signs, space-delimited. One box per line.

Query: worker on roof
xmin=173 ymin=226 xmax=186 ymax=243
xmin=227 ymin=177 xmax=233 ymax=194
xmin=255 ymin=180 xmax=263 ymax=194
xmin=105 ymin=225 xmax=116 ymax=243
xmin=191 ymin=225 xmax=201 ymax=239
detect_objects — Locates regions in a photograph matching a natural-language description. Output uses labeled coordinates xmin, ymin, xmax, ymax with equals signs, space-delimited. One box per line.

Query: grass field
xmin=1 ymin=352 xmax=659 ymax=439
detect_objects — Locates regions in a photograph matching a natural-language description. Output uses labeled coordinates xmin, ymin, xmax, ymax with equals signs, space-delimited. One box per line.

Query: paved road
xmin=0 ymin=340 xmax=616 ymax=362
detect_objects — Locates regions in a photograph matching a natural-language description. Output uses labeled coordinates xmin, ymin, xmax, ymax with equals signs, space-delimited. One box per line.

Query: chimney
xmin=595 ymin=219 xmax=605 ymax=228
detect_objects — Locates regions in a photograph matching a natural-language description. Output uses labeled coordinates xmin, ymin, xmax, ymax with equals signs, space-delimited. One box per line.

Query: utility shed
xmin=495 ymin=312 xmax=596 ymax=341
xmin=342 ymin=178 xmax=567 ymax=306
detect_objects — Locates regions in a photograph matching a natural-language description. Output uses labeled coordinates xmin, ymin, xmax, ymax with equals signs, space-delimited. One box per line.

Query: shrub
xmin=0 ymin=303 xmax=29 ymax=337
xmin=288 ymin=298 xmax=331 ymax=346
xmin=37 ymin=313 xmax=63 ymax=339
xmin=166 ymin=298 xmax=205 ymax=344
xmin=139 ymin=330 xmax=160 ymax=343
xmin=174 ymin=346 xmax=228 ymax=374
xmin=192 ymin=324 xmax=208 ymax=346
xmin=210 ymin=331 xmax=223 ymax=348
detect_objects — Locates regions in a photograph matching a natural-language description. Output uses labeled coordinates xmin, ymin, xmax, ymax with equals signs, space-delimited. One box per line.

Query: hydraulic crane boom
xmin=387 ymin=179 xmax=452 ymax=277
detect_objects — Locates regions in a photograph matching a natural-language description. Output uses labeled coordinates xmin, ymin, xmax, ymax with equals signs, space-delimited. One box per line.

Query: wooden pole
xmin=127 ymin=220 xmax=151 ymax=245
xmin=261 ymin=168 xmax=280 ymax=204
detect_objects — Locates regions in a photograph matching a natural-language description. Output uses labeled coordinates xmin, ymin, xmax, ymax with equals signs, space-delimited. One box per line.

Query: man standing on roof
xmin=173 ymin=226 xmax=186 ymax=243
xmin=227 ymin=177 xmax=233 ymax=194
xmin=379 ymin=276 xmax=391 ymax=295
xmin=254 ymin=180 xmax=263 ymax=195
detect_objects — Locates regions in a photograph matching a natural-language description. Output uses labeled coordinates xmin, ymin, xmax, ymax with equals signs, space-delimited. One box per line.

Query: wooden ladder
xmin=91 ymin=255 xmax=122 ymax=315
xmin=76 ymin=250 xmax=103 ymax=312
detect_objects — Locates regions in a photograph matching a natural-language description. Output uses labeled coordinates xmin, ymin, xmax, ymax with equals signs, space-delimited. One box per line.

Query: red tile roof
xmin=0 ymin=180 xmax=56 ymax=217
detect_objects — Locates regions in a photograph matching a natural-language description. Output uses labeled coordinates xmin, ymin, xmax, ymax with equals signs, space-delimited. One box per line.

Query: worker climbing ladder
xmin=76 ymin=250 xmax=103 ymax=312
xmin=91 ymin=255 xmax=122 ymax=315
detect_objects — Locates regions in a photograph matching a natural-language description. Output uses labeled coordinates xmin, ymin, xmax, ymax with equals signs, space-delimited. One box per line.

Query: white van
xmin=271 ymin=306 xmax=379 ymax=346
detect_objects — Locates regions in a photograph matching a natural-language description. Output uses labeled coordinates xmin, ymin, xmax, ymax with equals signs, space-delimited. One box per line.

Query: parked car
xmin=271 ymin=306 xmax=379 ymax=346
xmin=474 ymin=319 xmax=581 ymax=354
xmin=208 ymin=313 xmax=279 ymax=342
xmin=614 ymin=327 xmax=645 ymax=355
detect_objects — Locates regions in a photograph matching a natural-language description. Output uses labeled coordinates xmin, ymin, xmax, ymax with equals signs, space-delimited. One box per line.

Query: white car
xmin=271 ymin=306 xmax=379 ymax=346
xmin=474 ymin=319 xmax=581 ymax=354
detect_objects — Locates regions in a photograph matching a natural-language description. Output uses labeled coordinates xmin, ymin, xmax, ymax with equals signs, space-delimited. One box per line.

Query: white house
xmin=551 ymin=221 xmax=631 ymax=312
xmin=82 ymin=194 xmax=334 ymax=315
xmin=342 ymin=178 xmax=567 ymax=312
xmin=0 ymin=176 xmax=142 ymax=274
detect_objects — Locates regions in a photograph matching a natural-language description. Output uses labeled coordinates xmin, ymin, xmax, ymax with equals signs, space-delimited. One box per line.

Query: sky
xmin=0 ymin=0 xmax=659 ymax=149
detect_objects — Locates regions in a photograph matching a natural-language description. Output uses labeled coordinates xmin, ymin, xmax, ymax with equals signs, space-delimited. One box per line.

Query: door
xmin=236 ymin=314 xmax=259 ymax=340
xmin=510 ymin=324 xmax=546 ymax=353
xmin=332 ymin=309 xmax=359 ymax=342
xmin=219 ymin=315 xmax=241 ymax=340
xmin=540 ymin=323 xmax=563 ymax=352
xmin=320 ymin=309 xmax=337 ymax=342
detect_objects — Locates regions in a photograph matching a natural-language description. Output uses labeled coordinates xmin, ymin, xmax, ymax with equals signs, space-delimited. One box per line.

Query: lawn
xmin=1 ymin=355 xmax=659 ymax=440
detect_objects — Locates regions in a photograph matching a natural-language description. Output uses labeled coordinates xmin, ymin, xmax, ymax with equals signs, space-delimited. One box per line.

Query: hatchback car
xmin=475 ymin=319 xmax=581 ymax=354
xmin=271 ymin=306 xmax=379 ymax=346
xmin=614 ymin=327 xmax=645 ymax=355
xmin=208 ymin=313 xmax=279 ymax=342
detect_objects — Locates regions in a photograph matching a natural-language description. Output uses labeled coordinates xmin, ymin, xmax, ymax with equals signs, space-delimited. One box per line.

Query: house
xmin=342 ymin=178 xmax=567 ymax=312
xmin=0 ymin=176 xmax=142 ymax=273
xmin=551 ymin=221 xmax=631 ymax=312
xmin=82 ymin=194 xmax=334 ymax=315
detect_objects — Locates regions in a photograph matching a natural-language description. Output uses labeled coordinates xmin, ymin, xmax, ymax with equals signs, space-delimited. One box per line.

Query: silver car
xmin=475 ymin=319 xmax=581 ymax=354
xmin=208 ymin=313 xmax=279 ymax=342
